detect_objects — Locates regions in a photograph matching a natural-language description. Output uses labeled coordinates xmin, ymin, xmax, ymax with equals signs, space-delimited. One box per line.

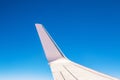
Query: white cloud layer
xmin=0 ymin=74 xmax=53 ymax=80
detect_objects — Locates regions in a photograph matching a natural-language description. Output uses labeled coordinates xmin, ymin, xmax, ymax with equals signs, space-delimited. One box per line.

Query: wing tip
xmin=35 ymin=23 xmax=43 ymax=28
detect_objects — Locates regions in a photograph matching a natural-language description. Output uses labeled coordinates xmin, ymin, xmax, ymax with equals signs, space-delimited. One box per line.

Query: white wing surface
xmin=35 ymin=24 xmax=118 ymax=80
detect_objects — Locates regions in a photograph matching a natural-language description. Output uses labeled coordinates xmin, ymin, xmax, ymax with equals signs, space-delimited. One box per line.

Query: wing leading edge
xmin=35 ymin=24 xmax=119 ymax=80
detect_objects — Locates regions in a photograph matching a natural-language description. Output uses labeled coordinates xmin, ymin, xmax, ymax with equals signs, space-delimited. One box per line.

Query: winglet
xmin=35 ymin=24 xmax=64 ymax=62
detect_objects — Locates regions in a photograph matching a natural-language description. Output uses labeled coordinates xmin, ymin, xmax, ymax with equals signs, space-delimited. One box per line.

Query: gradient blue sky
xmin=0 ymin=0 xmax=120 ymax=80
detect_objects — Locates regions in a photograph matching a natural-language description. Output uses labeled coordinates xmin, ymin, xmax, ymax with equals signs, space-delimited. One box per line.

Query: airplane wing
xmin=35 ymin=24 xmax=118 ymax=80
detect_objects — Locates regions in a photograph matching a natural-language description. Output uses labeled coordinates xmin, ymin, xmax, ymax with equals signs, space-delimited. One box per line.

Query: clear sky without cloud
xmin=0 ymin=0 xmax=120 ymax=80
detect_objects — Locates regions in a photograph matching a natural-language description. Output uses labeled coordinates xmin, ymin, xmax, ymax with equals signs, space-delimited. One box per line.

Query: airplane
xmin=35 ymin=24 xmax=119 ymax=80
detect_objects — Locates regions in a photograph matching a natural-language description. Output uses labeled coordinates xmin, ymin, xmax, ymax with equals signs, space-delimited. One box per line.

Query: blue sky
xmin=0 ymin=0 xmax=120 ymax=80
